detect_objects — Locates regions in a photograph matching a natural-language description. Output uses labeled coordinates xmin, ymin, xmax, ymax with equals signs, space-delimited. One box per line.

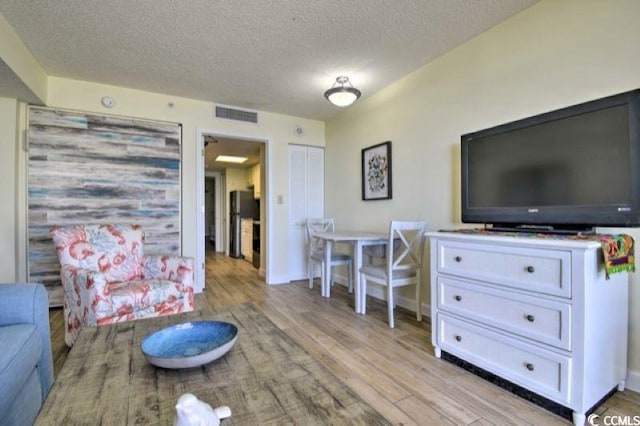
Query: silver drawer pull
xmin=454 ymin=295 xmax=462 ymax=302
xmin=525 ymin=363 xmax=535 ymax=371
xmin=526 ymin=265 xmax=535 ymax=273
xmin=454 ymin=335 xmax=462 ymax=342
xmin=526 ymin=314 xmax=535 ymax=322
xmin=454 ymin=256 xmax=462 ymax=262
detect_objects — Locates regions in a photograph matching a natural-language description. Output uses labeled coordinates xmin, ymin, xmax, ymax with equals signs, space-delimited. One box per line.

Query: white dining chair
xmin=306 ymin=218 xmax=353 ymax=293
xmin=359 ymin=220 xmax=427 ymax=328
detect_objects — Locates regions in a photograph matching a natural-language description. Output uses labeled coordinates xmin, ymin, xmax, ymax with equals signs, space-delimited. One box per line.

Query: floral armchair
xmin=50 ymin=224 xmax=195 ymax=346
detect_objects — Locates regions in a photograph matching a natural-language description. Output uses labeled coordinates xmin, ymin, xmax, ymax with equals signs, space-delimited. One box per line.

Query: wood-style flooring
xmin=49 ymin=250 xmax=640 ymax=425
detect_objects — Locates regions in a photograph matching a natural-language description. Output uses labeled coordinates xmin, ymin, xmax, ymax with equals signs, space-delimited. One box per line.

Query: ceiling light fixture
xmin=324 ymin=76 xmax=361 ymax=107
xmin=215 ymin=155 xmax=248 ymax=163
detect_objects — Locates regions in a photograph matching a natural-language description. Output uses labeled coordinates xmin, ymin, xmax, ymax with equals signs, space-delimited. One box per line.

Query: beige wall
xmin=325 ymin=0 xmax=640 ymax=384
xmin=226 ymin=167 xmax=249 ymax=193
xmin=1 ymin=77 xmax=324 ymax=285
xmin=0 ymin=98 xmax=19 ymax=281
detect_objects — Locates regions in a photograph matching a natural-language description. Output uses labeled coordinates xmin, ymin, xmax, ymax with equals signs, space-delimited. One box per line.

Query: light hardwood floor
xmin=49 ymin=251 xmax=640 ymax=425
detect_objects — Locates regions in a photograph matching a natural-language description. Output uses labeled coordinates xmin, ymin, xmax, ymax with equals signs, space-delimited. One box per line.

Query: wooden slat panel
xmin=27 ymin=107 xmax=182 ymax=307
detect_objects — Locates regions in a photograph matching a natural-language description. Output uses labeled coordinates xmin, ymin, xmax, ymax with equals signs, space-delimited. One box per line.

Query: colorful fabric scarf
xmin=600 ymin=234 xmax=635 ymax=279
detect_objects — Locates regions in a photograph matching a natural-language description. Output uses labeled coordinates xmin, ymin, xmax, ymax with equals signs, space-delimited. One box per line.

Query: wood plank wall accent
xmin=27 ymin=107 xmax=182 ymax=307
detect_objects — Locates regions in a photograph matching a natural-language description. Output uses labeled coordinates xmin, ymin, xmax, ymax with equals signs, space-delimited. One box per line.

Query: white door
xmin=288 ymin=145 xmax=324 ymax=281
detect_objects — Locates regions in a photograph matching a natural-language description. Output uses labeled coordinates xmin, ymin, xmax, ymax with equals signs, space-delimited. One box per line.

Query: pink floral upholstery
xmin=50 ymin=224 xmax=194 ymax=346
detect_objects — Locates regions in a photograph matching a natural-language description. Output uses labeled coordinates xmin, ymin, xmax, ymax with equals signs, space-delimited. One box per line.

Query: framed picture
xmin=362 ymin=141 xmax=392 ymax=201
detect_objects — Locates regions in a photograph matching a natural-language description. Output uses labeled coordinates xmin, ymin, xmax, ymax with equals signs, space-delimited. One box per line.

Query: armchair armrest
xmin=60 ymin=265 xmax=111 ymax=321
xmin=142 ymin=255 xmax=195 ymax=290
xmin=0 ymin=284 xmax=54 ymax=398
xmin=60 ymin=265 xmax=109 ymax=295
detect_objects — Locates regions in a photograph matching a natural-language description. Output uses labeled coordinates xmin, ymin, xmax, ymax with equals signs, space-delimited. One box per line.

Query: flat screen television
xmin=461 ymin=89 xmax=640 ymax=233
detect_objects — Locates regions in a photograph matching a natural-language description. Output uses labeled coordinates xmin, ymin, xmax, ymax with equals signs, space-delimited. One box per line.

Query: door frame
xmin=196 ymin=128 xmax=271 ymax=291
xmin=204 ymin=171 xmax=223 ymax=252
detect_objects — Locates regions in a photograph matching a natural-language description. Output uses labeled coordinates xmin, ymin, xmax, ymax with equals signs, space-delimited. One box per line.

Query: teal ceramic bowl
xmin=141 ymin=321 xmax=238 ymax=369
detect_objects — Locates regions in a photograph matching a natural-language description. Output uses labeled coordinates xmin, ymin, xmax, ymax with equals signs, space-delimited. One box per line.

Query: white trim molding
xmin=332 ymin=273 xmax=431 ymax=316
xmin=196 ymin=127 xmax=273 ymax=290
xmin=626 ymin=370 xmax=640 ymax=392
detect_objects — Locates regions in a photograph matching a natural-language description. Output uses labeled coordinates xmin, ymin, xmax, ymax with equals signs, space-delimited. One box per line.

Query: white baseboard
xmin=365 ymin=282 xmax=431 ymax=317
xmin=266 ymin=274 xmax=291 ymax=285
xmin=333 ymin=273 xmax=431 ymax=317
xmin=626 ymin=369 xmax=640 ymax=392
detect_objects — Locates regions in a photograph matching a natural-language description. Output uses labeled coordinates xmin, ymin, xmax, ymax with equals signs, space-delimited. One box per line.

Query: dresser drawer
xmin=437 ymin=313 xmax=570 ymax=404
xmin=437 ymin=241 xmax=571 ymax=298
xmin=437 ymin=277 xmax=571 ymax=350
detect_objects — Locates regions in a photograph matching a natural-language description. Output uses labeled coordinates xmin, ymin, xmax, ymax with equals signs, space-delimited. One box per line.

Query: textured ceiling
xmin=0 ymin=0 xmax=538 ymax=120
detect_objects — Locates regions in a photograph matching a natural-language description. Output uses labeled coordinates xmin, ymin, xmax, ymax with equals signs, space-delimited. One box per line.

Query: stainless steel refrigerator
xmin=229 ymin=190 xmax=258 ymax=258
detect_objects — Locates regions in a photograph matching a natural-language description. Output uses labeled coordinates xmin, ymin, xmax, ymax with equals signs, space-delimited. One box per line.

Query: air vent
xmin=215 ymin=105 xmax=258 ymax=124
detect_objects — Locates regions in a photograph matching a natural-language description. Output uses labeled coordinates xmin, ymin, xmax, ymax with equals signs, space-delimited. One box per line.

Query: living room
xmin=2 ymin=0 xmax=640 ymax=424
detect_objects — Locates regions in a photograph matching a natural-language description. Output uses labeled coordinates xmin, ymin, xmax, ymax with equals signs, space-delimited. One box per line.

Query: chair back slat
xmin=387 ymin=221 xmax=427 ymax=276
xmin=306 ymin=218 xmax=335 ymax=255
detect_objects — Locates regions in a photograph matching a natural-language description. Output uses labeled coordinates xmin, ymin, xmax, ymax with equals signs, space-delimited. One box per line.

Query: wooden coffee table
xmin=36 ymin=303 xmax=388 ymax=425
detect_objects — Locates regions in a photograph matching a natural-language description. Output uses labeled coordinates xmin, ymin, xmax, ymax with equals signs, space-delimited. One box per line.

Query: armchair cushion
xmin=103 ymin=279 xmax=186 ymax=322
xmin=51 ymin=224 xmax=144 ymax=283
xmin=51 ymin=224 xmax=194 ymax=346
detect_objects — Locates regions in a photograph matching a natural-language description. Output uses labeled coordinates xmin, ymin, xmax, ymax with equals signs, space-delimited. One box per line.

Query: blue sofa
xmin=0 ymin=284 xmax=54 ymax=426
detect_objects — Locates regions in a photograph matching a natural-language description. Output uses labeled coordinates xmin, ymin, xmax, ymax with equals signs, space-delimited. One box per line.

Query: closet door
xmin=307 ymin=147 xmax=325 ymax=216
xmin=288 ymin=145 xmax=324 ymax=281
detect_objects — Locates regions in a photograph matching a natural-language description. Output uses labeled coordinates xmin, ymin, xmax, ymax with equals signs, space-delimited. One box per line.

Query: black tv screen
xmin=461 ymin=89 xmax=640 ymax=232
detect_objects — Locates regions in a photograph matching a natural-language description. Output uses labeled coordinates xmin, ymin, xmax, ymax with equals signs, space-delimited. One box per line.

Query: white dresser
xmin=427 ymin=231 xmax=629 ymax=426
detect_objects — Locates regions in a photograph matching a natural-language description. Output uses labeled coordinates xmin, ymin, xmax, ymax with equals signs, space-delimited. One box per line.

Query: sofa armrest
xmin=143 ymin=255 xmax=195 ymax=290
xmin=0 ymin=284 xmax=54 ymax=398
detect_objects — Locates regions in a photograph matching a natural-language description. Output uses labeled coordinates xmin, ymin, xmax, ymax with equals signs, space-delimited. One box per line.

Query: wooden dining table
xmin=314 ymin=231 xmax=388 ymax=314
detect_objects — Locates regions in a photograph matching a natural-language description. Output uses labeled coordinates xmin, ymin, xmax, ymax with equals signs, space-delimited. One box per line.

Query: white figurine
xmin=174 ymin=393 xmax=232 ymax=426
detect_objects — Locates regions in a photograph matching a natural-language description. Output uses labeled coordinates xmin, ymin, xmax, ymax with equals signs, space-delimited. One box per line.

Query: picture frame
xmin=362 ymin=141 xmax=392 ymax=201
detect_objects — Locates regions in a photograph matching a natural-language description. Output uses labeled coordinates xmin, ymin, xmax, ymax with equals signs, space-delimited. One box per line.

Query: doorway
xmin=204 ymin=173 xmax=222 ymax=252
xmin=196 ymin=129 xmax=269 ymax=292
